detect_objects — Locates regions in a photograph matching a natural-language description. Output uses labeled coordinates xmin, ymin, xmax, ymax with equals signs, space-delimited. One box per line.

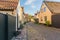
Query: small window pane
xmin=44 ymin=7 xmax=46 ymax=12
xmin=44 ymin=16 xmax=47 ymax=21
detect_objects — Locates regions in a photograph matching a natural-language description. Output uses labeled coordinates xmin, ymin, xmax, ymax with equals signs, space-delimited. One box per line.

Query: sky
xmin=20 ymin=0 xmax=60 ymax=15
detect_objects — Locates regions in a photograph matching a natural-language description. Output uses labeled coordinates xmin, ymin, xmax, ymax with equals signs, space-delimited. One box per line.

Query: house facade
xmin=0 ymin=0 xmax=18 ymax=16
xmin=24 ymin=13 xmax=29 ymax=22
xmin=38 ymin=1 xmax=60 ymax=27
xmin=34 ymin=11 xmax=40 ymax=19
xmin=39 ymin=2 xmax=52 ymax=24
xmin=19 ymin=7 xmax=24 ymax=24
xmin=0 ymin=0 xmax=19 ymax=40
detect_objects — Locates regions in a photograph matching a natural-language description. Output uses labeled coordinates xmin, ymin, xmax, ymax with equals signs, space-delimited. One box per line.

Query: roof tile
xmin=44 ymin=1 xmax=60 ymax=13
xmin=0 ymin=0 xmax=18 ymax=10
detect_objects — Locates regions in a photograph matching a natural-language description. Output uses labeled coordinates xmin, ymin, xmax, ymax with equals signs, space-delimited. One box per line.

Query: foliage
xmin=24 ymin=22 xmax=27 ymax=24
xmin=45 ymin=21 xmax=50 ymax=26
xmin=23 ymin=21 xmax=28 ymax=24
xmin=34 ymin=18 xmax=39 ymax=24
xmin=18 ymin=24 xmax=24 ymax=30
xmin=20 ymin=24 xmax=24 ymax=29
xmin=28 ymin=15 xmax=34 ymax=19
xmin=13 ymin=31 xmax=21 ymax=37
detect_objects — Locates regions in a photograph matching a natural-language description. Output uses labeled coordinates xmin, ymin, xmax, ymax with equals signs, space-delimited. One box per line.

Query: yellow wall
xmin=31 ymin=18 xmax=35 ymax=22
xmin=19 ymin=7 xmax=24 ymax=24
xmin=38 ymin=3 xmax=52 ymax=24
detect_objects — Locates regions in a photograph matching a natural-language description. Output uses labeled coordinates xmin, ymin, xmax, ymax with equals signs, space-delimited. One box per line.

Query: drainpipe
xmin=16 ymin=0 xmax=20 ymax=31
xmin=16 ymin=10 xmax=18 ymax=31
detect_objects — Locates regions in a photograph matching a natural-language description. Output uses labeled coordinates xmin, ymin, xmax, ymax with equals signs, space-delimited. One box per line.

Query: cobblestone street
xmin=12 ymin=22 xmax=60 ymax=40
xmin=11 ymin=25 xmax=27 ymax=40
xmin=25 ymin=24 xmax=45 ymax=40
xmin=25 ymin=22 xmax=60 ymax=40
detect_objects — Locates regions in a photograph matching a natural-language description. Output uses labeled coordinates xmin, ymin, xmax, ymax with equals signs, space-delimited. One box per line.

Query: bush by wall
xmin=34 ymin=18 xmax=39 ymax=24
xmin=45 ymin=21 xmax=51 ymax=26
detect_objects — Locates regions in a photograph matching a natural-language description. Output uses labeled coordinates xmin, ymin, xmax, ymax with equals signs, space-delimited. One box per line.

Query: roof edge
xmin=43 ymin=1 xmax=60 ymax=3
xmin=43 ymin=1 xmax=54 ymax=13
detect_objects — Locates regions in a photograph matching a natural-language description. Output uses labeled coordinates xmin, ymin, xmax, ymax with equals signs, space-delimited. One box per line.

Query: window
xmin=41 ymin=17 xmax=43 ymax=21
xmin=12 ymin=13 xmax=13 ymax=14
xmin=44 ymin=7 xmax=46 ymax=12
xmin=41 ymin=18 xmax=43 ymax=21
xmin=41 ymin=7 xmax=46 ymax=13
xmin=44 ymin=16 xmax=47 ymax=21
xmin=41 ymin=9 xmax=43 ymax=13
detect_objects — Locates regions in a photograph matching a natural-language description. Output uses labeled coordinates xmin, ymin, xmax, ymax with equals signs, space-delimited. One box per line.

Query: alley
xmin=11 ymin=22 xmax=60 ymax=40
xmin=25 ymin=22 xmax=60 ymax=40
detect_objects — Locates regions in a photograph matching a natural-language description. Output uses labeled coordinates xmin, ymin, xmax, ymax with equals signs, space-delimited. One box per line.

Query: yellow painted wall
xmin=38 ymin=3 xmax=52 ymax=24
xmin=19 ymin=7 xmax=24 ymax=24
xmin=31 ymin=18 xmax=35 ymax=22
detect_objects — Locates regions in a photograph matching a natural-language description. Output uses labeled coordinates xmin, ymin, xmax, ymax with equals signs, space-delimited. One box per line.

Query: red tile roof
xmin=44 ymin=1 xmax=60 ymax=13
xmin=0 ymin=0 xmax=19 ymax=10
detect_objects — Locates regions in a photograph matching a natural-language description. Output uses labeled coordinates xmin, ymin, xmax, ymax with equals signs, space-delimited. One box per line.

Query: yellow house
xmin=24 ymin=13 xmax=29 ymax=22
xmin=38 ymin=1 xmax=60 ymax=27
xmin=34 ymin=11 xmax=40 ymax=19
xmin=19 ymin=7 xmax=24 ymax=24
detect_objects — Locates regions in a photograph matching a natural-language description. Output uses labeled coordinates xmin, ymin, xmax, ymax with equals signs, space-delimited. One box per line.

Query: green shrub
xmin=18 ymin=24 xmax=24 ymax=30
xmin=20 ymin=24 xmax=24 ymax=29
xmin=23 ymin=21 xmax=29 ymax=25
xmin=45 ymin=21 xmax=50 ymax=26
xmin=13 ymin=31 xmax=21 ymax=37
xmin=34 ymin=18 xmax=39 ymax=24
xmin=24 ymin=22 xmax=27 ymax=24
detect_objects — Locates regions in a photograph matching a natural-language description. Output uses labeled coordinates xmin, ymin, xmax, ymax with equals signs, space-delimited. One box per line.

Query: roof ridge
xmin=44 ymin=1 xmax=60 ymax=13
xmin=44 ymin=1 xmax=60 ymax=3
xmin=0 ymin=0 xmax=18 ymax=3
xmin=0 ymin=0 xmax=19 ymax=10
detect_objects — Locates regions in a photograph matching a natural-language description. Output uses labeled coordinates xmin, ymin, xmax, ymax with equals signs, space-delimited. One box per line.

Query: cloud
xmin=44 ymin=0 xmax=58 ymax=1
xmin=31 ymin=5 xmax=36 ymax=8
xmin=24 ymin=0 xmax=36 ymax=5
xmin=44 ymin=0 xmax=52 ymax=1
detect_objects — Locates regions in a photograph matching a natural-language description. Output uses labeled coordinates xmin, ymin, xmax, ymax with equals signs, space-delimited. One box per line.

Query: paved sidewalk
xmin=11 ymin=26 xmax=27 ymax=40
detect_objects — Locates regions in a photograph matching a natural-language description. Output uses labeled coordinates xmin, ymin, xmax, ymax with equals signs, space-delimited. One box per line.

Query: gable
xmin=40 ymin=2 xmax=52 ymax=14
xmin=44 ymin=1 xmax=60 ymax=13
